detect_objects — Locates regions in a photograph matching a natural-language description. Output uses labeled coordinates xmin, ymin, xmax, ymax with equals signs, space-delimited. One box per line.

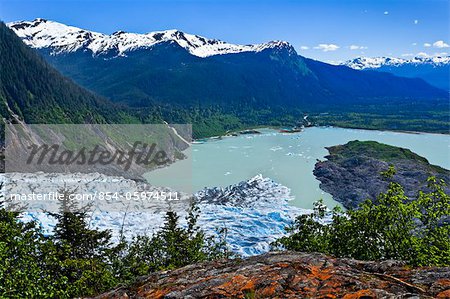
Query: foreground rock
xmin=314 ymin=140 xmax=450 ymax=209
xmin=94 ymin=252 xmax=450 ymax=298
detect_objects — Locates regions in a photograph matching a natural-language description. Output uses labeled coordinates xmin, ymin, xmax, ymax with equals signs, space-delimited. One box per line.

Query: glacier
xmin=1 ymin=172 xmax=310 ymax=257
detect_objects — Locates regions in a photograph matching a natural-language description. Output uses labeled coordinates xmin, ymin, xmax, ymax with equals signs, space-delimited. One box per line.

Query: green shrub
xmin=274 ymin=175 xmax=450 ymax=266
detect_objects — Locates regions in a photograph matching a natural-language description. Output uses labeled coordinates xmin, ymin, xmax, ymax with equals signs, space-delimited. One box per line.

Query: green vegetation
xmin=326 ymin=140 xmax=448 ymax=174
xmin=146 ymin=105 xmax=303 ymax=138
xmin=0 ymin=187 xmax=228 ymax=298
xmin=0 ymin=202 xmax=67 ymax=297
xmin=273 ymin=173 xmax=450 ymax=266
xmin=329 ymin=140 xmax=427 ymax=162
xmin=310 ymin=101 xmax=450 ymax=134
xmin=115 ymin=204 xmax=229 ymax=282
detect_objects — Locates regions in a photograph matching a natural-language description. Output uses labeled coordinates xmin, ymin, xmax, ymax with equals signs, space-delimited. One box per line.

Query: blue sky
xmin=1 ymin=0 xmax=448 ymax=62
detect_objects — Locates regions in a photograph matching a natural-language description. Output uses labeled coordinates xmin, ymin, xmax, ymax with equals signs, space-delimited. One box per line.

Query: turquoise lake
xmin=145 ymin=127 xmax=450 ymax=209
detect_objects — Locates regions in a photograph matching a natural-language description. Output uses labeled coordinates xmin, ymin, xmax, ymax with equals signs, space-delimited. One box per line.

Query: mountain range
xmin=0 ymin=21 xmax=191 ymax=176
xmin=343 ymin=56 xmax=450 ymax=90
xmin=0 ymin=21 xmax=136 ymax=125
xmin=8 ymin=18 xmax=292 ymax=58
xmin=3 ymin=19 xmax=449 ymax=136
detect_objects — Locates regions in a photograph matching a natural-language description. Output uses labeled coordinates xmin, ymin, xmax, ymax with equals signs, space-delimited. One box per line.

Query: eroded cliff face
xmin=94 ymin=252 xmax=450 ymax=298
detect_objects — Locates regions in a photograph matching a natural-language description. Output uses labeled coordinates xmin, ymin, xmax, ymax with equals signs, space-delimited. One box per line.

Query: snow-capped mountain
xmin=7 ymin=18 xmax=294 ymax=58
xmin=5 ymin=19 xmax=446 ymax=109
xmin=342 ymin=56 xmax=450 ymax=90
xmin=343 ymin=56 xmax=450 ymax=70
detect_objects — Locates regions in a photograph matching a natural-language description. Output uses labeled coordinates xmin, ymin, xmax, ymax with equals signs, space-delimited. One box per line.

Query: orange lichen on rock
xmin=94 ymin=252 xmax=450 ymax=299
xmin=437 ymin=289 xmax=450 ymax=298
xmin=342 ymin=289 xmax=376 ymax=299
xmin=213 ymin=274 xmax=255 ymax=296
xmin=308 ymin=265 xmax=332 ymax=280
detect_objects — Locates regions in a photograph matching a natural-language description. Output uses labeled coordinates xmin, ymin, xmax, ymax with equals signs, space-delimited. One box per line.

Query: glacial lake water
xmin=145 ymin=127 xmax=450 ymax=209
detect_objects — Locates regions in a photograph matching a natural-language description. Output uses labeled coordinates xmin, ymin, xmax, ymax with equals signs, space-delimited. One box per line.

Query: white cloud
xmin=412 ymin=42 xmax=417 ymax=46
xmin=424 ymin=43 xmax=431 ymax=47
xmin=349 ymin=45 xmax=368 ymax=50
xmin=414 ymin=19 xmax=419 ymax=24
xmin=401 ymin=53 xmax=414 ymax=57
xmin=416 ymin=52 xmax=429 ymax=57
xmin=384 ymin=11 xmax=389 ymax=15
xmin=434 ymin=52 xmax=448 ymax=56
xmin=433 ymin=40 xmax=449 ymax=48
xmin=300 ymin=46 xmax=309 ymax=50
xmin=325 ymin=60 xmax=342 ymax=65
xmin=314 ymin=44 xmax=340 ymax=52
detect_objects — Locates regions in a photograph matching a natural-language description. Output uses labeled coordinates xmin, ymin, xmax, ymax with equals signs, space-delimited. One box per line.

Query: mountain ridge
xmin=342 ymin=56 xmax=450 ymax=90
xmin=343 ymin=55 xmax=450 ymax=70
xmin=5 ymin=19 xmax=449 ymax=135
xmin=8 ymin=19 xmax=445 ymax=105
xmin=0 ymin=21 xmax=132 ymax=124
xmin=7 ymin=18 xmax=295 ymax=58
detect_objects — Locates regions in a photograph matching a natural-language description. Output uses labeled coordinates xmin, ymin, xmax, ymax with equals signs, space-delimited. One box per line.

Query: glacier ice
xmin=1 ymin=172 xmax=310 ymax=256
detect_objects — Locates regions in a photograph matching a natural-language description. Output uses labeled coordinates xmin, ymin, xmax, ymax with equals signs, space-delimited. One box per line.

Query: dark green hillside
xmin=376 ymin=64 xmax=449 ymax=91
xmin=0 ymin=22 xmax=137 ymax=124
xmin=41 ymin=42 xmax=323 ymax=108
xmin=37 ymin=37 xmax=450 ymax=134
xmin=43 ymin=41 xmax=446 ymax=109
xmin=2 ymin=20 xmax=449 ymax=136
xmin=303 ymin=58 xmax=444 ymax=100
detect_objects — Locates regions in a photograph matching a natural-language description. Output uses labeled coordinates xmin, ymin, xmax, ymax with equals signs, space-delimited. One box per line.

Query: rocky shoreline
xmin=313 ymin=140 xmax=450 ymax=209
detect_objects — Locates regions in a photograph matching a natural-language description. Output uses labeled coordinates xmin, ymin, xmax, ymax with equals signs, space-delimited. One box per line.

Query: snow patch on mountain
xmin=343 ymin=56 xmax=450 ymax=70
xmin=7 ymin=18 xmax=295 ymax=58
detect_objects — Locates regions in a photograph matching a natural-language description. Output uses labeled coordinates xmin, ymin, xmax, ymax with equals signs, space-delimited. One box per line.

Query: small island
xmin=313 ymin=140 xmax=450 ymax=209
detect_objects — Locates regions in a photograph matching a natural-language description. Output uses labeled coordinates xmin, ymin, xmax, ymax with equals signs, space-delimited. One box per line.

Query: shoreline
xmin=325 ymin=125 xmax=450 ymax=136
xmin=193 ymin=125 xmax=450 ymax=142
